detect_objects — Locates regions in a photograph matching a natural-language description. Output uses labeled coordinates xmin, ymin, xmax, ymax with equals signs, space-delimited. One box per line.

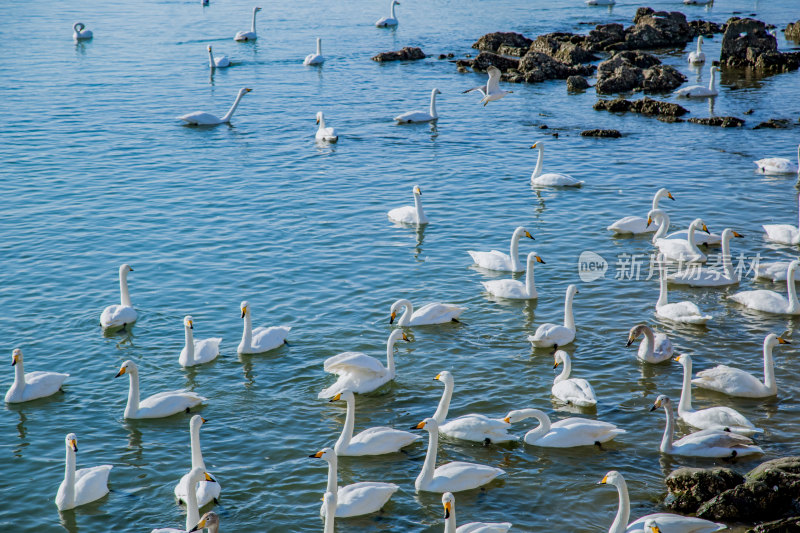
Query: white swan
xmin=482 ymin=252 xmax=545 ymax=299
xmin=174 ymin=416 xmax=221 ymax=508
xmin=674 ymin=354 xmax=760 ymax=434
xmin=322 ymin=493 xmax=336 ymax=533
xmin=100 ymin=263 xmax=138 ymax=330
xmin=667 ymin=229 xmax=743 ymax=286
xmin=388 ymin=185 xmax=428 ymax=225
xmin=315 ymin=112 xmax=338 ymax=142
xmin=650 ymin=396 xmax=763 ymax=459
xmin=73 ymin=23 xmax=93 ymax=41
xmin=654 ymin=254 xmax=712 ymax=325
xmin=395 ymin=88 xmax=441 ymax=123
xmin=528 ymin=284 xmax=578 ymax=347
xmin=468 ymin=226 xmax=534 ymax=272
xmin=234 ymin=7 xmax=261 ymax=41
xmin=599 ymin=470 xmax=729 ymax=532
xmin=5 ymin=349 xmax=69 ymax=403
xmin=762 ymin=196 xmax=800 ymax=244
xmin=412 ymin=418 xmax=505 ymax=492
xmin=207 ymin=45 xmax=230 ymax=68
xmin=551 ymin=350 xmax=597 ymax=407
xmin=503 ymin=408 xmax=624 ymax=447
xmin=310 ymin=448 xmax=398 ymax=517
xmin=304 ymin=38 xmax=325 ymax=65
xmin=688 ymin=36 xmax=706 ymax=64
xmin=692 ymin=334 xmax=789 ymax=398
xmin=607 ymin=188 xmax=673 ymax=235
xmin=189 ymin=512 xmax=219 ymax=533
xmin=626 ymin=324 xmax=673 ymax=364
xmin=755 ymin=144 xmax=800 ymax=175
xmin=375 ymin=0 xmax=399 ymax=27
xmin=431 ymin=371 xmax=516 ymax=444
xmin=318 ymin=329 xmax=408 ymax=398
xmin=729 ymin=259 xmax=800 ymax=315
xmin=442 ymin=492 xmax=512 ymax=533
xmin=153 ymin=468 xmax=216 ymax=533
xmin=586 ymin=0 xmax=615 ymax=5
xmin=178 ymin=87 xmax=252 ymax=126
xmin=237 ymin=300 xmax=291 ymax=354
xmin=655 ymin=218 xmax=710 ymax=263
xmin=755 ymin=260 xmax=800 ymax=282
xmin=56 ymin=434 xmax=112 ymax=511
xmin=463 ymin=66 xmax=513 ymax=106
xmin=530 ymin=142 xmax=583 ymax=187
xmin=329 ymin=389 xmax=420 ymax=455
xmin=179 ymin=316 xmax=221 ymax=367
xmin=114 ymin=360 xmax=206 ymax=419
xmin=675 ymin=66 xmax=720 ymax=98
xmin=389 ymin=298 xmax=465 ymax=326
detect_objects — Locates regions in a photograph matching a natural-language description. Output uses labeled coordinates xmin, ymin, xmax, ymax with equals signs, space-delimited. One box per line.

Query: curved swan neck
xmin=317 ymin=114 xmax=326 ymax=129
xmin=554 ymin=355 xmax=571 ymax=384
xmin=397 ymin=300 xmax=412 ymax=326
xmin=336 ymin=395 xmax=356 ymax=451
xmin=526 ymin=257 xmax=537 ymax=297
xmin=532 ymin=145 xmax=544 ymax=179
xmin=251 ymin=8 xmax=259 ymax=33
xmin=787 ymin=263 xmax=800 ymax=311
xmin=652 ymin=211 xmax=669 ymax=242
xmin=417 ymin=425 xmax=439 ymax=488
xmin=510 ymin=229 xmax=523 ymax=271
xmin=413 ymin=193 xmax=425 ymax=223
xmin=185 ymin=324 xmax=195 ymax=364
xmin=190 ymin=420 xmax=205 ymax=470
xmin=521 ymin=409 xmax=551 ymax=443
xmin=429 ymin=90 xmax=438 ymax=119
xmin=564 ymin=290 xmax=575 ymax=331
xmin=763 ymin=338 xmax=777 ymax=392
xmin=119 ymin=268 xmax=132 ymax=307
xmin=222 ymin=90 xmax=247 ymax=123
xmin=390 ymin=0 xmax=397 ymax=18
xmin=640 ymin=327 xmax=655 ymax=359
xmin=677 ymin=358 xmax=693 ymax=415
xmin=325 ymin=455 xmax=338 ymax=493
xmin=661 ymin=403 xmax=676 ymax=453
xmin=432 ymin=378 xmax=454 ymax=424
xmin=241 ymin=311 xmax=252 ymax=350
xmin=125 ymin=367 xmax=140 ymax=418
xmin=610 ymin=478 xmax=631 ymax=533
xmin=386 ymin=334 xmax=398 ymax=375
xmin=687 ymin=221 xmax=703 ymax=257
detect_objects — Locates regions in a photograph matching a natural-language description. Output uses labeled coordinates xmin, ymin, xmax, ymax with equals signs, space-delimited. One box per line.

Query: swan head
xmin=65 ymin=433 xmax=78 ymax=452
xmin=514 ymin=226 xmax=535 ymax=241
xmin=389 ymin=299 xmax=412 ymax=323
xmin=388 ymin=328 xmax=410 ymax=343
xmin=434 ymin=370 xmax=453 ymax=386
xmin=721 ymin=228 xmax=743 ymax=241
xmin=650 ymin=394 xmax=672 ymax=412
xmin=240 ymin=301 xmax=250 ymax=318
xmin=552 ymin=350 xmax=568 ymax=369
xmin=309 ymin=447 xmax=335 ymax=462
xmin=74 ymin=22 xmax=85 ymax=32
xmin=442 ymin=492 xmax=455 ymax=518
xmin=254 ymin=6 xmax=262 ymax=12
xmin=502 ymin=409 xmax=536 ymax=424
xmin=673 ymin=353 xmax=690 ymax=366
xmin=567 ymin=284 xmax=579 ymax=297
xmin=530 ymin=141 xmax=543 ymax=150
xmin=240 ymin=87 xmax=253 ymax=96
xmin=184 ymin=315 xmax=194 ymax=329
xmin=392 ymin=0 xmax=400 ymax=5
xmin=432 ymin=88 xmax=441 ymax=95
xmin=207 ymin=45 xmax=213 ymax=52
xmin=644 ymin=519 xmax=661 ymax=533
xmin=11 ymin=348 xmax=22 ymax=366
xmin=413 ymin=185 xmax=422 ymax=196
xmin=598 ymin=470 xmax=623 ymax=487
xmin=120 ymin=263 xmax=133 ymax=274
xmin=328 ymin=389 xmax=354 ymax=404
xmin=656 ymin=188 xmax=674 ymax=201
xmin=527 ymin=252 xmax=545 ymax=265
xmin=646 ymin=208 xmax=667 ymax=228
xmin=691 ymin=218 xmax=710 ymax=234
xmin=316 ymin=111 xmax=323 ymax=124
xmin=188 ymin=466 xmax=216 ymax=484
xmin=765 ymin=333 xmax=790 ymax=349
xmin=789 ymin=259 xmax=800 ymax=274
xmin=114 ymin=359 xmax=137 ymax=378
xmin=626 ymin=324 xmax=650 ymax=346
xmin=410 ymin=417 xmax=438 ymax=432
xmin=190 ymin=512 xmax=219 ymax=532
xmin=711 ymin=65 xmax=721 ymax=73
xmin=190 ymin=414 xmax=207 ymax=431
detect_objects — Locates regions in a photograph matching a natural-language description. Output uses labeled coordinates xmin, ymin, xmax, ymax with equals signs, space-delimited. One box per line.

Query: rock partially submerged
xmin=754 ymin=119 xmax=790 ymax=129
xmin=470 ymin=51 xmax=519 ymax=72
xmin=581 ymin=129 xmax=621 ymax=138
xmin=371 ymin=47 xmax=425 ymax=62
xmin=786 ymin=21 xmax=800 ymax=42
xmin=747 ymin=517 xmax=800 ymax=533
xmin=595 ymin=51 xmax=686 ymax=94
xmin=513 ymin=51 xmax=594 ymax=83
xmin=665 ymin=467 xmax=744 ymax=514
xmin=594 ymin=96 xmax=688 ymax=117
xmin=567 ymin=75 xmax=590 ymax=91
xmin=688 ymin=116 xmax=745 ymax=127
xmin=720 ymin=18 xmax=800 ymax=72
xmin=531 ymin=33 xmax=598 ymax=64
xmin=472 ymin=32 xmax=533 ymax=56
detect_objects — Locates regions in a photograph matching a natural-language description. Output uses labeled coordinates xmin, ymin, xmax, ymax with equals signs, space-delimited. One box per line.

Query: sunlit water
xmin=1 ymin=0 xmax=800 ymax=531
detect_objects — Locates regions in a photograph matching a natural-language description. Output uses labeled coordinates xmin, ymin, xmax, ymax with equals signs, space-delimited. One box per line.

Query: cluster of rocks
xmin=688 ymin=116 xmax=745 ymax=127
xmin=720 ymin=18 xmax=800 ymax=72
xmin=594 ymin=97 xmax=688 ymax=120
xmin=457 ymin=50 xmax=594 ymax=84
xmin=581 ymin=129 xmax=621 ymax=138
xmin=371 ymin=47 xmax=425 ymax=62
xmin=754 ymin=118 xmax=791 ymax=129
xmin=786 ymin=20 xmax=800 ymax=41
xmin=595 ymin=50 xmax=685 ymax=94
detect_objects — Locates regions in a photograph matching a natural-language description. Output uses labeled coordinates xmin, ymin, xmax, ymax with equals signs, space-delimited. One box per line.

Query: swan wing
xmin=178 ymin=111 xmax=223 ymax=125
xmin=675 ymin=428 xmax=755 ymax=448
xmin=552 ymin=378 xmax=597 ymax=406
xmin=529 ymin=324 xmax=574 ymax=347
xmin=388 ymin=205 xmax=417 ymax=223
xmin=482 ymin=279 xmax=528 ymax=299
xmin=250 ymin=326 xmax=290 ymax=352
xmin=138 ymin=390 xmax=206 ymax=417
xmin=657 ymin=301 xmax=711 ymax=323
xmin=755 ymin=157 xmax=797 ymax=174
xmin=607 ymin=216 xmax=654 ymax=234
xmin=323 ymin=352 xmax=386 ymax=376
xmin=23 ymin=371 xmax=69 ymax=392
xmin=729 ymin=290 xmax=790 ymax=314
xmin=410 ymin=302 xmax=466 ymax=325
xmin=682 ymin=406 xmax=757 ymax=433
xmin=755 ymin=261 xmax=800 ymax=281
xmin=73 ymin=465 xmax=112 ymax=507
xmin=656 ymin=238 xmax=703 ymax=262
xmin=762 ymin=224 xmax=800 ymax=245
xmin=533 ymin=419 xmax=623 ymax=447
xmin=192 ymin=338 xmax=222 ymax=364
xmin=347 ymin=427 xmax=421 ymax=454
xmin=100 ymin=305 xmax=138 ymax=327
xmin=333 ymin=482 xmax=398 ymax=517
xmin=467 ymin=250 xmax=513 ymax=271
xmin=486 ymin=66 xmax=501 ymax=94
xmin=428 ymin=461 xmax=505 ymax=492
xmin=531 ymin=173 xmax=583 ymax=187
xmin=394 ymin=111 xmax=434 ymax=123
xmin=439 ymin=414 xmax=515 ymax=443
xmin=456 ymin=522 xmax=513 ymax=533
xmin=627 ymin=512 xmax=726 ymax=533
xmin=693 ymin=365 xmax=769 ymax=396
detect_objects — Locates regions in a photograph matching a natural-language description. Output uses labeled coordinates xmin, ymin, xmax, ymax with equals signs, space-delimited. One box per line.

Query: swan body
xmin=390 ymin=298 xmax=465 ymax=326
xmin=443 ymin=492 xmax=512 ymax=533
xmin=315 ymin=111 xmax=338 ymax=142
xmin=189 ymin=512 xmax=219 ymax=533
xmin=115 ymin=360 xmax=206 ymax=419
xmin=395 ymin=88 xmax=441 ymax=123
xmin=529 ymin=142 xmax=583 ymax=187
xmin=692 ymin=334 xmax=789 ymax=398
xmin=655 ymin=254 xmax=712 ymax=325
xmin=413 ymin=418 xmax=505 ymax=492
xmin=5 ymin=349 xmax=69 ymax=403
xmin=100 ymin=263 xmax=138 ymax=330
xmin=238 ymin=300 xmax=290 ymax=353
xmin=56 ymin=434 xmax=112 ymax=511
xmin=388 ymin=185 xmax=428 ymax=225
xmin=179 ymin=87 xmax=252 ymax=125
xmin=586 ymin=0 xmax=615 ymax=4
xmin=755 ymin=261 xmax=800 ymax=282
xmin=468 ymin=226 xmax=534 ymax=272
xmin=153 ymin=468 xmax=216 ymax=533
xmin=73 ymin=23 xmax=93 ymax=41
xmin=674 ymin=354 xmax=761 ymax=435
xmin=432 ymin=371 xmax=516 ymax=444
xmin=304 ymin=38 xmax=325 ymax=65
xmin=607 ymin=188 xmax=673 ymax=235
xmin=463 ymin=66 xmax=513 ymax=106
xmin=755 ymin=144 xmax=800 ymax=175
xmin=179 ymin=316 xmax=221 ymax=367
xmin=762 ymin=196 xmax=800 ymax=244
xmin=626 ymin=325 xmax=673 ymax=364
xmin=650 ymin=396 xmax=763 ymax=458
xmin=207 ymin=45 xmax=230 ymax=68
xmin=551 ymin=350 xmax=596 ymax=407
xmin=655 ymin=218 xmax=710 ymax=263
xmin=174 ymin=416 xmax=221 ymax=508
xmin=729 ymin=260 xmax=800 ymax=315
xmin=675 ymin=66 xmax=720 ymax=98
xmin=667 ymin=229 xmax=743 ymax=287
xmin=375 ymin=0 xmax=399 ymax=27
xmin=528 ymin=284 xmax=578 ymax=347
xmin=482 ymin=252 xmax=545 ymax=299
xmin=688 ymin=36 xmax=706 ymax=64
xmin=311 ymin=448 xmax=398 ymax=517
xmin=600 ymin=470 xmax=728 ymax=532
xmin=504 ymin=408 xmax=624 ymax=447
xmin=234 ymin=7 xmax=261 ymax=41
xmin=318 ymin=329 xmax=408 ymax=398
xmin=330 ymin=390 xmax=420 ymax=455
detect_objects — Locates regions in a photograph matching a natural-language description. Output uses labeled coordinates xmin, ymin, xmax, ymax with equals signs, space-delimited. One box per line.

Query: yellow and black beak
xmin=650 ymin=400 xmax=661 ymax=412
xmin=189 ymin=518 xmax=206 ymax=532
xmin=205 ymin=472 xmax=216 ymax=483
xmin=390 ymin=311 xmax=396 ymax=324
xmin=188 ymin=320 xmax=193 ymax=329
xmin=410 ymin=420 xmax=426 ymax=430
xmin=778 ymin=337 xmax=791 ymax=345
xmin=598 ymin=474 xmax=608 ymax=485
xmin=650 ymin=525 xmax=662 ymax=533
xmin=434 ymin=373 xmax=441 ymax=381
xmin=530 ymin=142 xmax=538 ymax=149
xmin=240 ymin=307 xmax=247 ymax=318
xmin=402 ymin=332 xmax=410 ymax=342
xmin=667 ymin=192 xmax=674 ymax=200
xmin=553 ymin=359 xmax=561 ymax=369
xmin=626 ymin=336 xmax=635 ymax=347
xmin=673 ymin=356 xmax=681 ymax=363
xmin=245 ymin=88 xmax=252 ymax=92
xmin=536 ymin=256 xmax=545 ymax=264
xmin=525 ymin=231 xmax=535 ymax=240
xmin=502 ymin=416 xmax=511 ymax=423
xmin=443 ymin=500 xmax=452 ymax=519
xmin=115 ymin=366 xmax=126 ymax=378
xmin=309 ymin=450 xmax=325 ymax=458
xmin=702 ymin=223 xmax=710 ymax=234
xmin=329 ymin=392 xmax=342 ymax=403
xmin=316 ymin=117 xmax=320 ymax=124
xmin=11 ymin=355 xmax=17 ymax=366
xmin=201 ymin=417 xmax=207 ymax=424
xmin=70 ymin=439 xmax=78 ymax=452
xmin=733 ymin=231 xmax=743 ymax=238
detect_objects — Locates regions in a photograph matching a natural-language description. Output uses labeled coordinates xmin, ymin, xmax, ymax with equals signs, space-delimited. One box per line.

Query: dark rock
xmin=657 ymin=116 xmax=684 ymax=123
xmin=447 ymin=53 xmax=454 ymax=58
xmin=747 ymin=517 xmax=800 ymax=533
xmin=688 ymin=116 xmax=745 ymax=127
xmin=581 ymin=129 xmax=621 ymax=137
xmin=438 ymin=54 xmax=446 ymax=59
xmin=596 ymin=51 xmax=685 ymax=94
xmin=586 ymin=23 xmax=626 ymax=51
xmin=371 ymin=47 xmax=425 ymax=62
xmin=787 ymin=21 xmax=800 ymax=41
xmin=456 ymin=59 xmax=474 ymax=68
xmin=539 ymin=124 xmax=549 ymax=129
xmin=471 ymin=51 xmax=520 ymax=72
xmin=697 ymin=481 xmax=789 ymax=522
xmin=625 ymin=9 xmax=692 ymax=50
xmin=517 ymin=51 xmax=594 ymax=83
xmin=567 ymin=75 xmax=590 ymax=91
xmin=665 ymin=467 xmax=745 ymax=514
xmin=720 ymin=18 xmax=777 ymax=69
xmin=472 ymin=32 xmax=533 ymax=55
xmin=594 ymin=98 xmax=632 ymax=112
xmin=746 ymin=456 xmax=800 ymax=493
xmin=689 ymin=19 xmax=725 ymax=36
xmin=594 ymin=96 xmax=688 ymax=117
xmin=744 ymin=108 xmax=755 ymax=115
xmin=531 ymin=33 xmax=598 ymax=64
xmin=754 ymin=119 xmax=790 ymax=129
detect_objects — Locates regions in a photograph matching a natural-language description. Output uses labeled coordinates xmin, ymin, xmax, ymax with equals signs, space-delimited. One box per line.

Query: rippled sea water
xmin=2 ymin=0 xmax=800 ymax=531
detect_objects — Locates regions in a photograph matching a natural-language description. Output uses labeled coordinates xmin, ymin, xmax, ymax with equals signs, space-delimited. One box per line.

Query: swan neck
xmin=251 ymin=8 xmax=258 ymax=32
xmin=721 ymin=232 xmax=734 ymax=278
xmin=610 ymin=479 xmax=631 ymax=533
xmin=657 ymin=261 xmax=668 ymax=307
xmin=326 ymin=455 xmax=338 ymax=493
xmin=641 ymin=327 xmax=655 ymax=359
xmin=432 ymin=379 xmax=453 ymax=424
xmin=763 ymin=339 xmax=776 ymax=392
xmin=318 ymin=115 xmax=326 ymax=129
xmin=709 ymin=67 xmax=716 ymax=90
xmin=652 ymin=212 xmax=669 ymax=242
xmin=678 ymin=359 xmax=693 ymax=415
xmin=429 ymin=90 xmax=438 ymax=119
xmin=190 ymin=421 xmax=205 ymax=470
xmin=526 ymin=258 xmax=536 ymax=297
xmin=241 ymin=311 xmax=252 ymax=351
xmin=324 ymin=506 xmax=335 ymax=533
xmin=63 ymin=445 xmax=76 ymax=506
xmin=316 ymin=38 xmax=322 ymax=55
xmin=413 ymin=194 xmax=425 ymax=223
xmin=208 ymin=47 xmax=215 ymax=68
xmin=564 ymin=290 xmax=575 ymax=330
xmin=390 ymin=1 xmax=396 ymax=18
xmin=787 ymin=264 xmax=800 ymax=311
xmin=687 ymin=222 xmax=703 ymax=256
xmin=417 ymin=427 xmax=438 ymax=488
xmin=337 ymin=396 xmax=356 ymax=451
xmin=697 ymin=38 xmax=702 ymax=54
xmin=444 ymin=502 xmax=457 ymax=533
xmin=522 ymin=409 xmax=551 ymax=443
xmin=532 ymin=145 xmax=544 ymax=179
xmin=185 ymin=325 xmax=195 ymax=364
xmin=125 ymin=368 xmax=139 ymax=418
xmin=386 ymin=334 xmax=397 ymax=375
xmin=661 ymin=403 xmax=676 ymax=453
xmin=119 ymin=269 xmax=132 ymax=307
xmin=398 ymin=300 xmax=412 ymax=326
xmin=510 ymin=231 xmax=522 ymax=271
xmin=13 ymin=358 xmax=25 ymax=388
xmin=555 ymin=356 xmax=571 ymax=384
xmin=222 ymin=91 xmax=246 ymax=123
xmin=184 ymin=475 xmax=201 ymax=531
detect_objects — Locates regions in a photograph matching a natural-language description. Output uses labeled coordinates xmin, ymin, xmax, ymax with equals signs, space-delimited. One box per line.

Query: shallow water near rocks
xmin=1 ymin=0 xmax=800 ymax=531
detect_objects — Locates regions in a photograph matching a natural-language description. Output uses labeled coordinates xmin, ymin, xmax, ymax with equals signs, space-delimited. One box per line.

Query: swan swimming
xmin=467 ymin=226 xmax=534 ymax=272
xmin=207 ymin=45 xmax=230 ymax=68
xmin=56 ymin=434 xmax=113 ymax=511
xmin=100 ymin=263 xmax=138 ymax=330
xmin=304 ymin=38 xmax=325 ymax=65
xmin=234 ymin=7 xmax=261 ymax=41
xmin=315 ymin=112 xmax=338 ymax=142
xmin=153 ymin=468 xmax=217 ymax=533
xmin=530 ymin=142 xmax=583 ymax=187
xmin=504 ymin=408 xmax=624 ymax=447
xmin=388 ymin=185 xmax=428 ymax=225
xmin=607 ymin=188 xmax=673 ymax=235
xmin=389 ymin=298 xmax=465 ymax=326
xmin=655 ymin=218 xmax=710 ymax=263
xmin=687 ymin=36 xmax=706 ymax=64
xmin=188 ymin=512 xmax=219 ymax=533
xmin=115 ymin=360 xmax=206 ymax=419
xmin=762 ymin=196 xmax=800 ymax=244
xmin=528 ymin=284 xmax=579 ymax=347
xmin=375 ymin=0 xmax=399 ymax=27
xmin=675 ymin=65 xmax=720 ymax=98
xmin=654 ymin=254 xmax=712 ymax=325
xmin=179 ymin=316 xmax=222 ymax=367
xmin=729 ymin=259 xmax=800 ymax=315
xmin=755 ymin=259 xmax=800 ymax=282
xmin=238 ymin=300 xmax=291 ymax=353
xmin=551 ymin=350 xmax=597 ymax=407
xmin=5 ymin=348 xmax=69 ymax=403
xmin=755 ymin=144 xmax=800 ymax=175
xmin=179 ymin=88 xmax=252 ymax=126
xmin=395 ymin=88 xmax=441 ymax=123
xmin=174 ymin=416 xmax=221 ymax=508
xmin=463 ymin=66 xmax=513 ymax=106
xmin=73 ymin=23 xmax=93 ymax=41
xmin=482 ymin=252 xmax=545 ymax=299
xmin=667 ymin=228 xmax=743 ymax=287
xmin=586 ymin=0 xmax=615 ymax=5
xmin=626 ymin=324 xmax=673 ymax=364
xmin=442 ymin=492 xmax=512 ymax=533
